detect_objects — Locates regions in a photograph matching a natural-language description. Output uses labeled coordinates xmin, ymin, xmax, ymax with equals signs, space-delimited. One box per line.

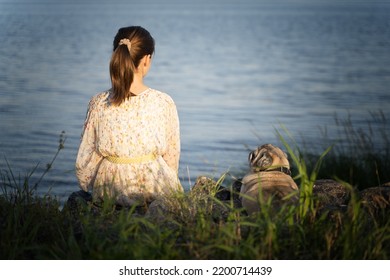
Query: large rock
xmin=312 ymin=179 xmax=350 ymax=210
xmin=312 ymin=179 xmax=390 ymax=221
xmin=359 ymin=183 xmax=390 ymax=216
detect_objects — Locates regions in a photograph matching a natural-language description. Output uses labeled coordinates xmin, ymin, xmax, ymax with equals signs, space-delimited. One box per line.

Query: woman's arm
xmin=75 ymin=96 xmax=103 ymax=191
xmin=163 ymin=100 xmax=180 ymax=174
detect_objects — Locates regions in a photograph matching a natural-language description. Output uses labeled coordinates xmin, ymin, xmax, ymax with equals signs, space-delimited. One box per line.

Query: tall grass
xmin=0 ymin=131 xmax=69 ymax=259
xmin=1 ymin=117 xmax=389 ymax=260
xmin=308 ymin=111 xmax=390 ymax=189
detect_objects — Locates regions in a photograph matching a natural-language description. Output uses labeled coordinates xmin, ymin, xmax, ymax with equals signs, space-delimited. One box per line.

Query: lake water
xmin=1 ymin=0 xmax=389 ymax=202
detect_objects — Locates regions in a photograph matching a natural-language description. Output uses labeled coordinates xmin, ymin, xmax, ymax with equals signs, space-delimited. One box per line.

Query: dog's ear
xmin=248 ymin=150 xmax=255 ymax=165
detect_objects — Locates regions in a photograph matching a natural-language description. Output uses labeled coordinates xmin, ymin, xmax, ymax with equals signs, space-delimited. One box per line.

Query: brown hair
xmin=109 ymin=26 xmax=155 ymax=105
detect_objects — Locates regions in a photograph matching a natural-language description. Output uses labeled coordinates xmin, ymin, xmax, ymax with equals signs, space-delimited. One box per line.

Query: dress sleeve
xmin=162 ymin=100 xmax=180 ymax=174
xmin=75 ymin=97 xmax=103 ymax=191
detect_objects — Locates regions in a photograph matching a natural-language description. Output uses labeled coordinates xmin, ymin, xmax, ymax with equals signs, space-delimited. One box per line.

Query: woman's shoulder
xmin=88 ymin=90 xmax=111 ymax=109
xmin=149 ymin=88 xmax=176 ymax=106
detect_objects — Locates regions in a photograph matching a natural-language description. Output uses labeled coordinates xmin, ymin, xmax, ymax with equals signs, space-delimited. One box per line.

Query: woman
xmin=75 ymin=26 xmax=182 ymax=207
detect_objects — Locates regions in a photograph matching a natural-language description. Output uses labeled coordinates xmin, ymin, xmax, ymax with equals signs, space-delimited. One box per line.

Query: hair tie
xmin=118 ymin=38 xmax=132 ymax=53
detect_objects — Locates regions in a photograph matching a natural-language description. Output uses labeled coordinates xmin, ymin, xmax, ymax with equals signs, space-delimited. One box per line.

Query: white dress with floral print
xmin=75 ymin=88 xmax=182 ymax=206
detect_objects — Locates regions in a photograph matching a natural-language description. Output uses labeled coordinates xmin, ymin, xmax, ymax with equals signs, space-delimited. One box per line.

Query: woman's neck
xmin=130 ymin=75 xmax=149 ymax=95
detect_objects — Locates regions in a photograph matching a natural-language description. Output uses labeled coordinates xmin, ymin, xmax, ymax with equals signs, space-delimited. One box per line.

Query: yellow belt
xmin=105 ymin=153 xmax=157 ymax=164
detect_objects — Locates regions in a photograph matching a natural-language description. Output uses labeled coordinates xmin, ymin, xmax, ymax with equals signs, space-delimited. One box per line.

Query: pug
xmin=240 ymin=144 xmax=299 ymax=215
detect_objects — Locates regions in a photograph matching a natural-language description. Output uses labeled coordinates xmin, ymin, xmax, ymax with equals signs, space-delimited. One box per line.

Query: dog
xmin=240 ymin=144 xmax=299 ymax=215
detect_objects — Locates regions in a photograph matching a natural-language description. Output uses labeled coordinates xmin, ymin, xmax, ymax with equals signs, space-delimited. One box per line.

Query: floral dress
xmin=75 ymin=88 xmax=182 ymax=206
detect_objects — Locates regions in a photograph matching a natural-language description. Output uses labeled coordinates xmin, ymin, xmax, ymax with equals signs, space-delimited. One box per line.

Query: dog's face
xmin=248 ymin=144 xmax=290 ymax=172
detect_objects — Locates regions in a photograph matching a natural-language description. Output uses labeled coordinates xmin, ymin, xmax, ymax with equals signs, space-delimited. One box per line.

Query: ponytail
xmin=109 ymin=26 xmax=155 ymax=106
xmin=109 ymin=43 xmax=136 ymax=105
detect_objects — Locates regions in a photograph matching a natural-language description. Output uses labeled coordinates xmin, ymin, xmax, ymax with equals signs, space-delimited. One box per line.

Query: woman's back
xmin=75 ymin=26 xmax=182 ymax=207
xmin=94 ymin=88 xmax=177 ymax=159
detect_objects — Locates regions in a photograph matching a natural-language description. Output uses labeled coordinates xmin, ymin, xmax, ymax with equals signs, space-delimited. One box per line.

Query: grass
xmin=302 ymin=111 xmax=390 ymax=190
xmin=0 ymin=115 xmax=389 ymax=260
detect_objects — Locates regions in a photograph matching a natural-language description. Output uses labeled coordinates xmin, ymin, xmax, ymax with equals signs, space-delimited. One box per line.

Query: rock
xmin=191 ymin=176 xmax=226 ymax=199
xmin=65 ymin=190 xmax=92 ymax=208
xmin=312 ymin=180 xmax=390 ymax=221
xmin=231 ymin=178 xmax=243 ymax=208
xmin=62 ymin=190 xmax=150 ymax=239
xmin=312 ymin=179 xmax=350 ymax=210
xmin=189 ymin=176 xmax=243 ymax=221
xmin=61 ymin=190 xmax=92 ymax=239
xmin=359 ymin=184 xmax=390 ymax=216
xmin=191 ymin=176 xmax=242 ymax=208
xmin=145 ymin=198 xmax=174 ymax=219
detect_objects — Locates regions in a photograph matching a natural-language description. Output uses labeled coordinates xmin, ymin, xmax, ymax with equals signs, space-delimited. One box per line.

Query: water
xmin=1 ymin=0 xmax=389 ymax=202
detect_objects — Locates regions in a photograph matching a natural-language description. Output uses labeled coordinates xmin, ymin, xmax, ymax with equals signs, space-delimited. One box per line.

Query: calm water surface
xmin=0 ymin=0 xmax=389 ymax=201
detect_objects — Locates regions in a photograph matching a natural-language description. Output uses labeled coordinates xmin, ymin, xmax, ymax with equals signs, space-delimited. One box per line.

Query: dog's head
xmin=248 ymin=144 xmax=291 ymax=173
